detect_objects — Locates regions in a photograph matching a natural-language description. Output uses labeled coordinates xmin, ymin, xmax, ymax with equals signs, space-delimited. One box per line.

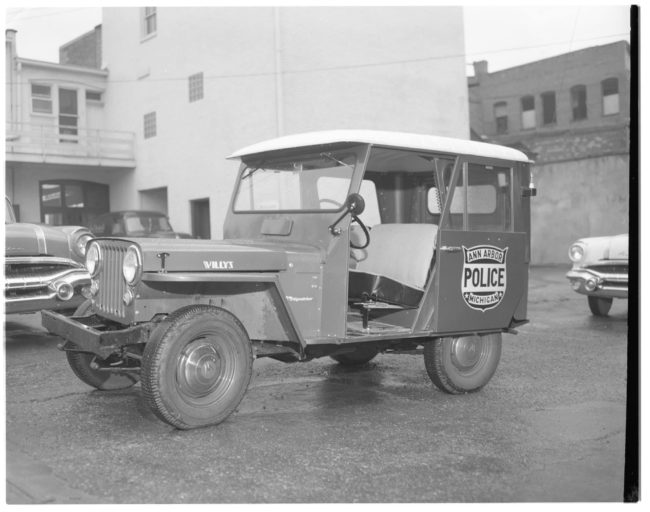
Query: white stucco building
xmin=6 ymin=6 xmax=468 ymax=238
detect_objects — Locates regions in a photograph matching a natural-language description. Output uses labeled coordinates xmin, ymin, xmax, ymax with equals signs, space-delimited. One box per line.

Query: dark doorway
xmin=191 ymin=198 xmax=211 ymax=239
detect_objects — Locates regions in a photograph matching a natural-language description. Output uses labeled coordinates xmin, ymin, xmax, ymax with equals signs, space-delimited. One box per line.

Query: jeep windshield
xmin=233 ymin=150 xmax=357 ymax=212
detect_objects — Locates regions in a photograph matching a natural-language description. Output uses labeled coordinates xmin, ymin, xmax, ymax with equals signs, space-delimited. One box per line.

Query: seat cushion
xmin=352 ymin=223 xmax=438 ymax=290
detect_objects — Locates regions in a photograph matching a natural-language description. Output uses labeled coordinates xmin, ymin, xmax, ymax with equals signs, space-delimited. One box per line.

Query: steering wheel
xmin=350 ymin=215 xmax=370 ymax=249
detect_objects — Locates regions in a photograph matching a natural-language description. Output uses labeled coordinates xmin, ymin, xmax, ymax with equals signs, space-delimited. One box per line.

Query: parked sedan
xmin=87 ymin=210 xmax=193 ymax=239
xmin=4 ymin=197 xmax=93 ymax=315
xmin=566 ymin=233 xmax=628 ymax=316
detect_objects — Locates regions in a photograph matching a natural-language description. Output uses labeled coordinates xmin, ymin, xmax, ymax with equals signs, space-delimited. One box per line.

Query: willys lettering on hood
xmin=5 ymin=223 xmax=70 ymax=257
xmin=137 ymin=239 xmax=300 ymax=272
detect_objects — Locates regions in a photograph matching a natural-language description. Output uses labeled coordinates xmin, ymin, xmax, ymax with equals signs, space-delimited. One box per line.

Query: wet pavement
xmin=3 ymin=266 xmax=631 ymax=503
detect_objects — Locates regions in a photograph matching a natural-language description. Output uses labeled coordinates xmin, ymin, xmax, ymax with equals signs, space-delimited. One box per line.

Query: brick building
xmin=468 ymin=41 xmax=630 ymax=264
xmin=59 ymin=25 xmax=102 ymax=69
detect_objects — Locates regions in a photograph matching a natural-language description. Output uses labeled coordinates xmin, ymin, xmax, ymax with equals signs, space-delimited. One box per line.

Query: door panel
xmin=433 ymin=230 xmax=527 ymax=333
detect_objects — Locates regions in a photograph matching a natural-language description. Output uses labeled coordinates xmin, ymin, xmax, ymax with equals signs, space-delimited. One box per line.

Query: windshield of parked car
xmin=124 ymin=214 xmax=174 ymax=235
xmin=233 ymin=150 xmax=357 ymax=212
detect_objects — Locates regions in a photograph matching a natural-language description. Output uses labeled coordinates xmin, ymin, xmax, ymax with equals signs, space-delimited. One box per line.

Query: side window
xmin=494 ymin=102 xmax=508 ymax=134
xmin=358 ymin=179 xmax=381 ymax=227
xmin=31 ymin=84 xmax=53 ymax=114
xmin=142 ymin=7 xmax=157 ymax=39
xmin=541 ymin=91 xmax=556 ymax=125
xmin=443 ymin=163 xmax=512 ymax=232
xmin=467 ymin=164 xmax=512 ymax=232
xmin=189 ymin=72 xmax=204 ymax=103
xmin=571 ymin=85 xmax=588 ymax=120
xmin=427 ymin=157 xmax=456 ymax=225
xmin=601 ymin=77 xmax=620 ymax=115
xmin=520 ymin=95 xmax=536 ymax=129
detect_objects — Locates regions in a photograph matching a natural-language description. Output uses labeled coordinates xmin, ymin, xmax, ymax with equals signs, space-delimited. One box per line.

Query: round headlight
xmin=122 ymin=246 xmax=142 ymax=285
xmin=86 ymin=243 xmax=101 ymax=277
xmin=568 ymin=243 xmax=585 ymax=262
xmin=71 ymin=230 xmax=94 ymax=259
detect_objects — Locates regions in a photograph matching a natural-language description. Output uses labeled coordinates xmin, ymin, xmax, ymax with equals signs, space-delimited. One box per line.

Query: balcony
xmin=5 ymin=121 xmax=136 ymax=168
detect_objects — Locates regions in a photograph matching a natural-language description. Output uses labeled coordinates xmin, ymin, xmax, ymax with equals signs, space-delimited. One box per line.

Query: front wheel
xmin=588 ymin=296 xmax=613 ymax=316
xmin=141 ymin=305 xmax=253 ymax=429
xmin=423 ymin=333 xmax=501 ymax=394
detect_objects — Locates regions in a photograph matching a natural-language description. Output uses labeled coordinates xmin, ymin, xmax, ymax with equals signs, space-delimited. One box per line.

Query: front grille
xmin=5 ymin=261 xmax=77 ymax=279
xmin=586 ymin=264 xmax=628 ymax=275
xmin=95 ymin=240 xmax=129 ymax=319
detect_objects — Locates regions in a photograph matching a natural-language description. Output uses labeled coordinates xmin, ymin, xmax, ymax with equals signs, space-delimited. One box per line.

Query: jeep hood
xmin=5 ymin=222 xmax=71 ymax=258
xmin=136 ymin=238 xmax=318 ymax=272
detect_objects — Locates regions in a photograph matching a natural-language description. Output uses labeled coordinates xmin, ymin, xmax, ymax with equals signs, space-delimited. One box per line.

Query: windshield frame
xmin=5 ymin=197 xmax=17 ymax=224
xmin=231 ymin=146 xmax=363 ymax=215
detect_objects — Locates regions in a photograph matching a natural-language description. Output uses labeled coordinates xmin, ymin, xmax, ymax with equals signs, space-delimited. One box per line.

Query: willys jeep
xmin=42 ymin=130 xmax=536 ymax=429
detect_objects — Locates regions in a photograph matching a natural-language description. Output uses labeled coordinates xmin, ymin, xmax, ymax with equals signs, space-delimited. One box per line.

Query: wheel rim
xmin=176 ymin=335 xmax=235 ymax=404
xmin=449 ymin=335 xmax=489 ymax=373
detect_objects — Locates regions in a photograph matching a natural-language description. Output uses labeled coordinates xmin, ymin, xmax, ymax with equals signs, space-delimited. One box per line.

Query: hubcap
xmin=450 ymin=335 xmax=482 ymax=370
xmin=178 ymin=339 xmax=223 ymax=398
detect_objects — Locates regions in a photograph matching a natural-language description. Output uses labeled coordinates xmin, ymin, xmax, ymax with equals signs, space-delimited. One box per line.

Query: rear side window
xmin=442 ymin=163 xmax=513 ymax=232
xmin=357 ymin=179 xmax=381 ymax=227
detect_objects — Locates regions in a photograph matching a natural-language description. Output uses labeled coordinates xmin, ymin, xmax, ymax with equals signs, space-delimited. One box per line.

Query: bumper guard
xmin=41 ymin=310 xmax=154 ymax=359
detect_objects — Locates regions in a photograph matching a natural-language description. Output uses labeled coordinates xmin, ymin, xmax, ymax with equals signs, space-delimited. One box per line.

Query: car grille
xmin=95 ymin=240 xmax=130 ymax=319
xmin=5 ymin=260 xmax=78 ymax=279
xmin=585 ymin=264 xmax=628 ymax=275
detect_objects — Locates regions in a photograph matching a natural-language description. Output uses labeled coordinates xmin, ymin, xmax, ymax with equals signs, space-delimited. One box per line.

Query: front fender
xmin=135 ymin=272 xmax=304 ymax=347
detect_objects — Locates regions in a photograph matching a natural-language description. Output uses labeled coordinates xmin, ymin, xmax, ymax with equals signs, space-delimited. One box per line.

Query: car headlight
xmin=122 ymin=245 xmax=142 ymax=285
xmin=568 ymin=243 xmax=585 ymax=263
xmin=86 ymin=242 xmax=101 ymax=277
xmin=71 ymin=229 xmax=94 ymax=259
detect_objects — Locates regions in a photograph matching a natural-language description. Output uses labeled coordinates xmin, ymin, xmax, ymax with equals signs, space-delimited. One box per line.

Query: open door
xmin=432 ymin=159 xmax=528 ymax=334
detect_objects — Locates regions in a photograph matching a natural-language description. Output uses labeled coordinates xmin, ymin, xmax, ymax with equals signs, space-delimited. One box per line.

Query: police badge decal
xmin=462 ymin=245 xmax=508 ymax=311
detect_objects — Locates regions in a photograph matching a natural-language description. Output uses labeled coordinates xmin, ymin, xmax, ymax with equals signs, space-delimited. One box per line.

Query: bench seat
xmin=349 ymin=223 xmax=438 ymax=308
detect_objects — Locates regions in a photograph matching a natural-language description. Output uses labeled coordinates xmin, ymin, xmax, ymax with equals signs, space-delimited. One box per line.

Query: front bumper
xmin=5 ymin=263 xmax=91 ymax=314
xmin=41 ymin=310 xmax=155 ymax=358
xmin=566 ymin=267 xmax=628 ymax=299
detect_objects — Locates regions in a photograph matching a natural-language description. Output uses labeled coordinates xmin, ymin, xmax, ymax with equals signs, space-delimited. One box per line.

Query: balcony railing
xmin=5 ymin=121 xmax=135 ymax=166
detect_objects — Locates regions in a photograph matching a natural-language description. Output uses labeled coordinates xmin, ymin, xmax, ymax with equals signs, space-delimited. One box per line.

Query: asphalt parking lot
xmin=4 ymin=266 xmax=632 ymax=503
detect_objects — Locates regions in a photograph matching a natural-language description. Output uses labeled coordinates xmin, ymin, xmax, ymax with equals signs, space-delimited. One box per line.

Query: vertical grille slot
xmin=95 ymin=240 xmax=130 ymax=320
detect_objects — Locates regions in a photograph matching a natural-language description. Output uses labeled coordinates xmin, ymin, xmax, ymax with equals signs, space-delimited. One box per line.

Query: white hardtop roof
xmin=228 ymin=130 xmax=531 ymax=163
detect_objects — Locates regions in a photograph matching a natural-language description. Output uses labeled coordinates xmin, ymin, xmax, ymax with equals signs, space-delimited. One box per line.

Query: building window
xmin=142 ymin=7 xmax=157 ymax=38
xmin=520 ymin=95 xmax=536 ymax=129
xmin=602 ymin=78 xmax=620 ymax=115
xmin=493 ymin=102 xmax=508 ymax=134
xmin=189 ymin=72 xmax=204 ymax=102
xmin=571 ymin=85 xmax=587 ymax=121
xmin=541 ymin=91 xmax=556 ymax=125
xmin=86 ymin=91 xmax=103 ymax=102
xmin=144 ymin=112 xmax=157 ymax=139
xmin=40 ymin=180 xmax=109 ymax=226
xmin=31 ymin=84 xmax=53 ymax=114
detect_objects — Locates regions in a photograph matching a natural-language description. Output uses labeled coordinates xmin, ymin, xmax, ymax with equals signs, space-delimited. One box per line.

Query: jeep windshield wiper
xmin=241 ymin=162 xmax=265 ymax=180
xmin=320 ymin=152 xmax=350 ymax=168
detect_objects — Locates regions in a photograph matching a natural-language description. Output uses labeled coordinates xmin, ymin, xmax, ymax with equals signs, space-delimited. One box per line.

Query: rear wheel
xmin=588 ymin=296 xmax=613 ymax=316
xmin=424 ymin=333 xmax=501 ymax=394
xmin=141 ymin=305 xmax=253 ymax=429
xmin=65 ymin=300 xmax=140 ymax=390
xmin=331 ymin=346 xmax=379 ymax=366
